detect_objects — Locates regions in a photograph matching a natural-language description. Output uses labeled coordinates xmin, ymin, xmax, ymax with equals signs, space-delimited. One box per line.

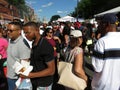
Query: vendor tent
xmin=57 ymin=16 xmax=76 ymax=22
xmin=94 ymin=6 xmax=120 ymax=17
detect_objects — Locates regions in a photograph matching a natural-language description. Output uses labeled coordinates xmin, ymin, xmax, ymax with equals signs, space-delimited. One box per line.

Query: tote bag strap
xmin=65 ymin=51 xmax=74 ymax=63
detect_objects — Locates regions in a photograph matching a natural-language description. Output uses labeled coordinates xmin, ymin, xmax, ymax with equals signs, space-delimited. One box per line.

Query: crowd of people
xmin=0 ymin=13 xmax=120 ymax=90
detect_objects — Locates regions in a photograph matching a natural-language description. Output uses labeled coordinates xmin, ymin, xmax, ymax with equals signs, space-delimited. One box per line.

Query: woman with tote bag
xmin=58 ymin=30 xmax=87 ymax=90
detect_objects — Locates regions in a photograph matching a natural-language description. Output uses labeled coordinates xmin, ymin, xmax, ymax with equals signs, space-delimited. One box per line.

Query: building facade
xmin=0 ymin=0 xmax=20 ymax=24
xmin=0 ymin=0 xmax=36 ymax=24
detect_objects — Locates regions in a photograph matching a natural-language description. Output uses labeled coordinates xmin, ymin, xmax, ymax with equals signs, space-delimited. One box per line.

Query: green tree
xmin=7 ymin=0 xmax=27 ymax=12
xmin=7 ymin=0 xmax=30 ymax=20
xmin=71 ymin=0 xmax=120 ymax=19
xmin=71 ymin=0 xmax=92 ymax=19
xmin=7 ymin=0 xmax=25 ymax=6
xmin=91 ymin=0 xmax=120 ymax=14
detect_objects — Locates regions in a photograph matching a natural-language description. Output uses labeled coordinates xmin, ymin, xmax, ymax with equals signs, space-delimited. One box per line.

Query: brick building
xmin=0 ymin=0 xmax=20 ymax=23
xmin=0 ymin=0 xmax=37 ymax=24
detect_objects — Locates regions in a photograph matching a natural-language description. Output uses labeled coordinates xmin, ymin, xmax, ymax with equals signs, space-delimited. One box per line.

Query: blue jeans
xmin=7 ymin=78 xmax=17 ymax=90
xmin=37 ymin=84 xmax=52 ymax=90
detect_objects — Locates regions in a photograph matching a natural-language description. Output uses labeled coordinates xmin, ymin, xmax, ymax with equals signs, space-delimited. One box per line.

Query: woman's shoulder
xmin=73 ymin=46 xmax=83 ymax=55
xmin=74 ymin=46 xmax=83 ymax=51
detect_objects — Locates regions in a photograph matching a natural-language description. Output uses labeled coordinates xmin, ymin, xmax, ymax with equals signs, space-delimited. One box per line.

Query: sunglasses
xmin=7 ymin=29 xmax=18 ymax=33
xmin=49 ymin=32 xmax=53 ymax=33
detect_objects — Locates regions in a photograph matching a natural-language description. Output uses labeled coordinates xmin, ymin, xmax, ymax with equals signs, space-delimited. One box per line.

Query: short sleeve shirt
xmin=66 ymin=46 xmax=83 ymax=63
xmin=30 ymin=37 xmax=54 ymax=87
xmin=7 ymin=36 xmax=31 ymax=79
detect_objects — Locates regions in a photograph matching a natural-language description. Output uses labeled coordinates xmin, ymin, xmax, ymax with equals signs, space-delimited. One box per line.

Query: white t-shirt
xmin=92 ymin=32 xmax=120 ymax=90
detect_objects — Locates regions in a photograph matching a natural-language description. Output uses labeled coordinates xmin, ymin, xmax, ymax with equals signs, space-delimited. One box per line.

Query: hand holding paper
xmin=13 ymin=60 xmax=33 ymax=76
xmin=13 ymin=60 xmax=33 ymax=89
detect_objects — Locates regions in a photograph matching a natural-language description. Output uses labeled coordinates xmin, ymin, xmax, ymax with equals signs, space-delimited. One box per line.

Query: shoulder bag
xmin=57 ymin=51 xmax=87 ymax=90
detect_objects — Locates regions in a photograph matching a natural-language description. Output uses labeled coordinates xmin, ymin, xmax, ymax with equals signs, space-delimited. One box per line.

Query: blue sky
xmin=25 ymin=0 xmax=78 ymax=21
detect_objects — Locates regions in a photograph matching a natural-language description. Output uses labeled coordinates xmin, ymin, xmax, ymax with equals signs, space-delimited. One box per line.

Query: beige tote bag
xmin=58 ymin=61 xmax=87 ymax=90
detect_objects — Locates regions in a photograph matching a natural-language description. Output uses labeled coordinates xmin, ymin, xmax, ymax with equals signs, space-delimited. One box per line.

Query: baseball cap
xmin=70 ymin=30 xmax=82 ymax=38
xmin=102 ymin=13 xmax=118 ymax=24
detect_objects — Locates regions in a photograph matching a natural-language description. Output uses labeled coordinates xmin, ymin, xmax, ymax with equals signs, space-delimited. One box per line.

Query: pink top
xmin=0 ymin=38 xmax=8 ymax=59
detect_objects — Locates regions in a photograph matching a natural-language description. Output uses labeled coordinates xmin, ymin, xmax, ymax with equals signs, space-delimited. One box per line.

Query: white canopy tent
xmin=57 ymin=15 xmax=85 ymax=22
xmin=57 ymin=16 xmax=76 ymax=22
xmin=94 ymin=6 xmax=120 ymax=17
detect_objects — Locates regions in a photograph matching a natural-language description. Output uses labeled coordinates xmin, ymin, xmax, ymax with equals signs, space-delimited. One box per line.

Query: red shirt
xmin=45 ymin=37 xmax=57 ymax=57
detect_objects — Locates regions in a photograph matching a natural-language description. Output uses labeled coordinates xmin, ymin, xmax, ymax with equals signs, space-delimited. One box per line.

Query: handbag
xmin=57 ymin=61 xmax=87 ymax=90
xmin=58 ymin=49 xmax=87 ymax=90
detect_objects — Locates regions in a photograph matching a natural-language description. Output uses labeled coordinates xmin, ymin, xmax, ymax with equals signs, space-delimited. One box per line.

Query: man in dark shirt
xmin=21 ymin=22 xmax=55 ymax=90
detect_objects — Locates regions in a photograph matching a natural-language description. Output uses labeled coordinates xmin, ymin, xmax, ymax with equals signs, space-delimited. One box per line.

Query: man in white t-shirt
xmin=92 ymin=13 xmax=120 ymax=90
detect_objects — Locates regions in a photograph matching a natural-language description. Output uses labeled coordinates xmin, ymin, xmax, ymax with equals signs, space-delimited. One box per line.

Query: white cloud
xmin=57 ymin=10 xmax=68 ymax=14
xmin=57 ymin=11 xmax=63 ymax=14
xmin=38 ymin=9 xmax=42 ymax=12
xmin=42 ymin=2 xmax=53 ymax=8
xmin=25 ymin=1 xmax=36 ymax=5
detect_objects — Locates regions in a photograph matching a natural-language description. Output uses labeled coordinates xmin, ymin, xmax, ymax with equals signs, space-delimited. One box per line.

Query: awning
xmin=94 ymin=6 xmax=120 ymax=17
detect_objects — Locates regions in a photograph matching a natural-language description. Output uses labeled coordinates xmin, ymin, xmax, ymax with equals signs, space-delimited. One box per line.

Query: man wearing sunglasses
xmin=6 ymin=22 xmax=31 ymax=90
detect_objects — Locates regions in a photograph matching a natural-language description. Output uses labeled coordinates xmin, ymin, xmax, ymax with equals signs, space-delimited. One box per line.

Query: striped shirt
xmin=91 ymin=32 xmax=120 ymax=90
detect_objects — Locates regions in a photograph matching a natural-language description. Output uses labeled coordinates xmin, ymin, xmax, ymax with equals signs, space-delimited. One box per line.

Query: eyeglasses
xmin=49 ymin=32 xmax=53 ymax=33
xmin=7 ymin=29 xmax=18 ymax=33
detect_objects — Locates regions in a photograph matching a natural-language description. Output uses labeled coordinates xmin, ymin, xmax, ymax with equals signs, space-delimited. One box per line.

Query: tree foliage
xmin=71 ymin=0 xmax=120 ymax=19
xmin=7 ymin=0 xmax=25 ymax=6
xmin=7 ymin=0 xmax=27 ymax=12
xmin=7 ymin=0 xmax=30 ymax=19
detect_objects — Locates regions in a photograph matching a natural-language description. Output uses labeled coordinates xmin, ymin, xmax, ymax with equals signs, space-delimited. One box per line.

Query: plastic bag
xmin=17 ymin=78 xmax=32 ymax=90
